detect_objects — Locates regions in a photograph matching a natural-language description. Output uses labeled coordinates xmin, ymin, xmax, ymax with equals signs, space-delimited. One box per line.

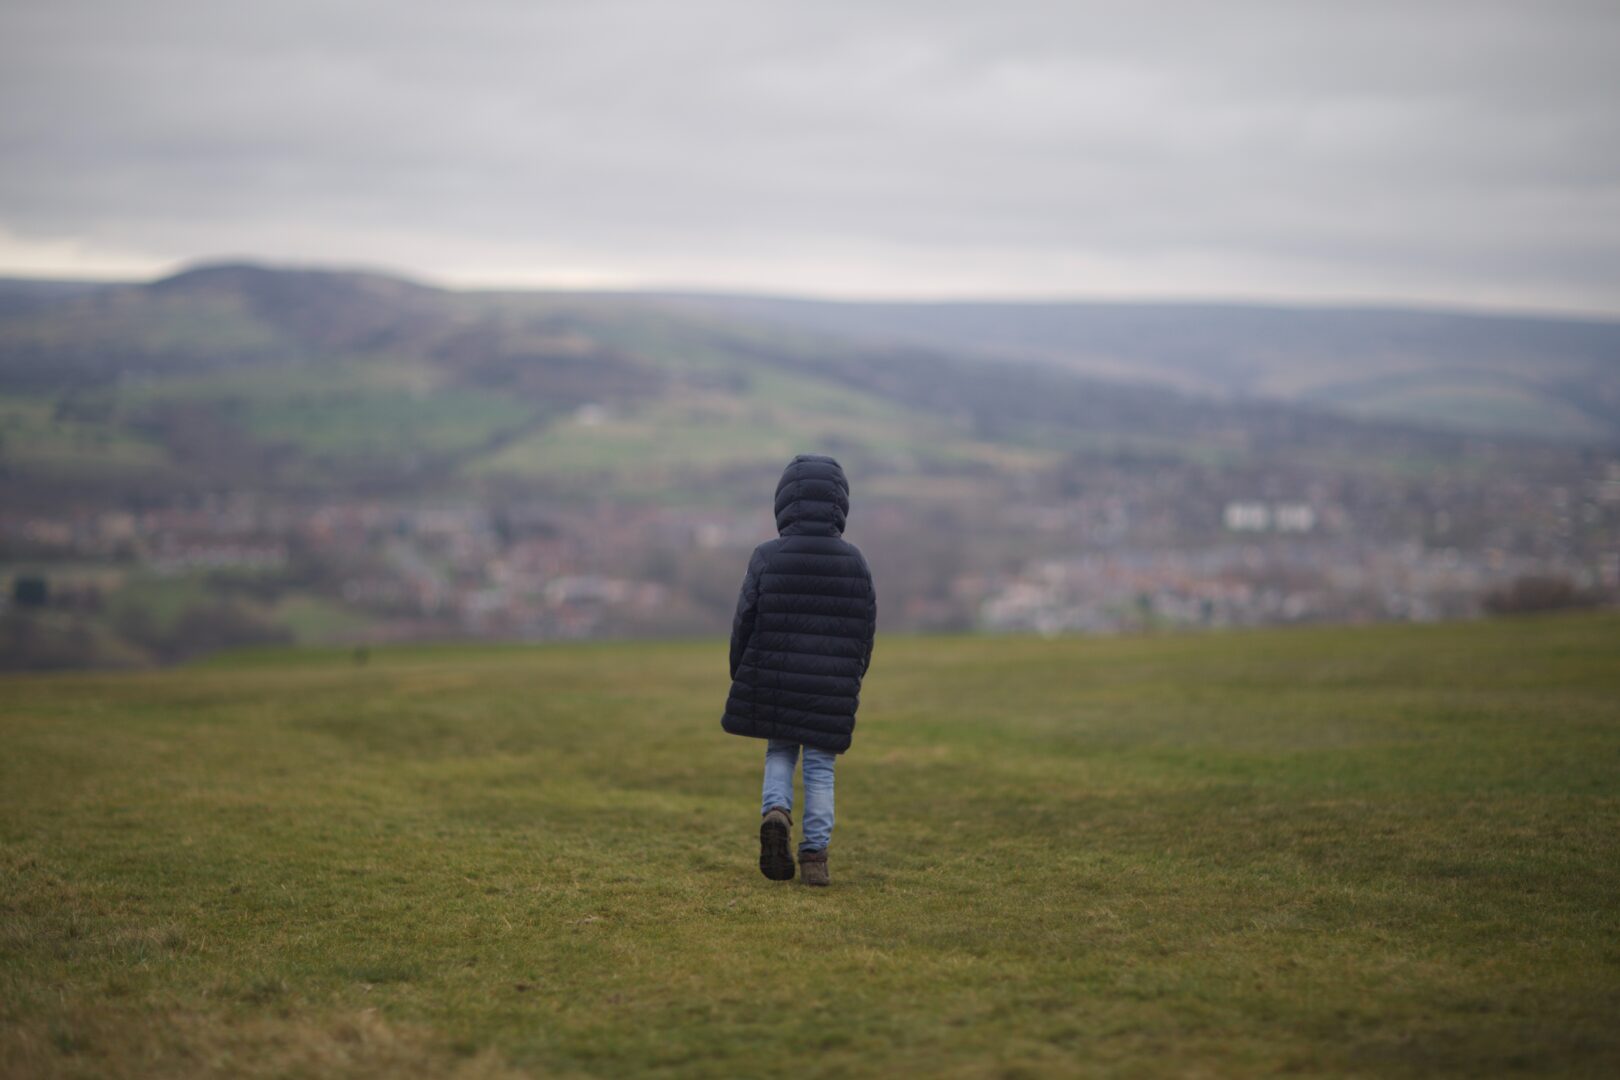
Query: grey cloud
xmin=1 ymin=0 xmax=1617 ymax=311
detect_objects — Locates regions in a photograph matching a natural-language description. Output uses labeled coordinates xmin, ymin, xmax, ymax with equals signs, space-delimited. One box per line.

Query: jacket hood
xmin=774 ymin=454 xmax=850 ymax=537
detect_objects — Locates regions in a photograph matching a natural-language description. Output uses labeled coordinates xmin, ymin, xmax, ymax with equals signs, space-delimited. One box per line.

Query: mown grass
xmin=3 ymin=615 xmax=1618 ymax=1077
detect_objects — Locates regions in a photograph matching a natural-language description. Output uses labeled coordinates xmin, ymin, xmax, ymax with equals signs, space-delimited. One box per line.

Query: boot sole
xmin=759 ymin=817 xmax=795 ymax=881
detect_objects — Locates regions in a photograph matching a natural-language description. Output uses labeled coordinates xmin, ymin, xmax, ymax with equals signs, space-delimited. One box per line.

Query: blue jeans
xmin=761 ymin=739 xmax=835 ymax=853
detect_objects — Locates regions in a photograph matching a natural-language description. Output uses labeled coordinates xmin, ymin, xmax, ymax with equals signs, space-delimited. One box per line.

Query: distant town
xmin=6 ymin=450 xmax=1615 ymax=668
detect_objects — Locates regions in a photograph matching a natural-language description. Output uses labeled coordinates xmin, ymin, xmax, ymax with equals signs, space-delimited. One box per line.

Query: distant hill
xmin=0 ymin=276 xmax=114 ymax=317
xmin=3 ymin=261 xmax=1502 ymax=508
xmin=661 ymin=294 xmax=1620 ymax=443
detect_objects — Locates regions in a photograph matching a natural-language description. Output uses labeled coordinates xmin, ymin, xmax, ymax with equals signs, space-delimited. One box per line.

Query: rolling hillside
xmin=668 ymin=294 xmax=1620 ymax=443
xmin=2 ymin=262 xmax=1510 ymax=507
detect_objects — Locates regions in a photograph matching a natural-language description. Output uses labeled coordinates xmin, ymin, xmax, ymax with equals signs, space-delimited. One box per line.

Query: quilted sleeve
xmin=858 ymin=550 xmax=877 ymax=677
xmin=729 ymin=546 xmax=766 ymax=679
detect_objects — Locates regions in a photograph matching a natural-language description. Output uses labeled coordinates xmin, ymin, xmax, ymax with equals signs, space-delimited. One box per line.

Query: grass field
xmin=3 ymin=615 xmax=1618 ymax=1078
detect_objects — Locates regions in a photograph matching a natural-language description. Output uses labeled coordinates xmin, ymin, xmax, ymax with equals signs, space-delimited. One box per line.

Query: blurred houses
xmin=5 ymin=443 xmax=1614 ymax=668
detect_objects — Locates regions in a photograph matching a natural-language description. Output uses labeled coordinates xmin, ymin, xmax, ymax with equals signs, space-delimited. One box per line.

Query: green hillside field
xmin=3 ymin=615 xmax=1618 ymax=1078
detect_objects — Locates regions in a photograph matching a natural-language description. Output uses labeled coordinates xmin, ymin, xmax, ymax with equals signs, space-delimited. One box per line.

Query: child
xmin=721 ymin=455 xmax=876 ymax=886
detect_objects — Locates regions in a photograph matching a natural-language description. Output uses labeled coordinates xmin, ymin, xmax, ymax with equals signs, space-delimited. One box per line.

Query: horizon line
xmin=3 ymin=257 xmax=1619 ymax=325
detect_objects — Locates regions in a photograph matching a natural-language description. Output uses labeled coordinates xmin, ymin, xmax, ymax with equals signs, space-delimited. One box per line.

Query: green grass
xmin=1327 ymin=378 xmax=1609 ymax=442
xmin=269 ymin=594 xmax=376 ymax=645
xmin=120 ymin=361 xmax=537 ymax=462
xmin=469 ymin=368 xmax=1048 ymax=491
xmin=0 ymin=394 xmax=172 ymax=478
xmin=3 ymin=615 xmax=1618 ymax=1077
xmin=106 ymin=573 xmax=214 ymax=631
xmin=0 ymin=288 xmax=288 ymax=360
xmin=243 ymin=385 xmax=532 ymax=459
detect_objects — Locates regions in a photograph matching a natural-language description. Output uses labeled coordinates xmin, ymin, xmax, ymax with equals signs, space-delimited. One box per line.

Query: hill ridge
xmin=5 ymin=261 xmax=1615 ymax=443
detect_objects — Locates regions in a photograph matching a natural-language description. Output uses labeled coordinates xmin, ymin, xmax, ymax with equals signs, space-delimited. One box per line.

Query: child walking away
xmin=722 ymin=455 xmax=876 ymax=886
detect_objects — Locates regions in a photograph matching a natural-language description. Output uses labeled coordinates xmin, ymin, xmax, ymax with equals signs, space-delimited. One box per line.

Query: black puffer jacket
xmin=721 ymin=455 xmax=876 ymax=754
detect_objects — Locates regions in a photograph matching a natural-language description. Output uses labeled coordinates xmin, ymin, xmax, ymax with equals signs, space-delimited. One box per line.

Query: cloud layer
xmin=3 ymin=0 xmax=1618 ymax=311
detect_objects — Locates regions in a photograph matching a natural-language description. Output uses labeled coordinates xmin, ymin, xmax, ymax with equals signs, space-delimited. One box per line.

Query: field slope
xmin=3 ymin=616 xmax=1619 ymax=1077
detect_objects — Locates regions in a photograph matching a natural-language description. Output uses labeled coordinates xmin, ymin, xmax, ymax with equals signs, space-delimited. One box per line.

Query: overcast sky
xmin=2 ymin=1 xmax=1617 ymax=313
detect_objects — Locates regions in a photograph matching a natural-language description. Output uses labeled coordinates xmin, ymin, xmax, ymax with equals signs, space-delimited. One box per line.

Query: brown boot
xmin=799 ymin=848 xmax=830 ymax=887
xmin=759 ymin=807 xmax=795 ymax=881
